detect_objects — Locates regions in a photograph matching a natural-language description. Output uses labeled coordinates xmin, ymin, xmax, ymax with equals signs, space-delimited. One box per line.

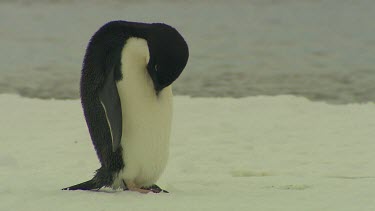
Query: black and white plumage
xmin=62 ymin=21 xmax=189 ymax=193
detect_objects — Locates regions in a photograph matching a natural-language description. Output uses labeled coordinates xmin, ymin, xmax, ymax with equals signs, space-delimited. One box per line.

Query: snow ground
xmin=1 ymin=94 xmax=375 ymax=211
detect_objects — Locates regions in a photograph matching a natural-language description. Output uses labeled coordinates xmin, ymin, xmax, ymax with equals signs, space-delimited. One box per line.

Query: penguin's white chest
xmin=115 ymin=38 xmax=172 ymax=187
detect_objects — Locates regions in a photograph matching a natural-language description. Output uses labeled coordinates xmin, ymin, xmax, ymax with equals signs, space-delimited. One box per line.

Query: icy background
xmin=1 ymin=95 xmax=375 ymax=211
xmin=2 ymin=1 xmax=375 ymax=210
xmin=1 ymin=0 xmax=375 ymax=103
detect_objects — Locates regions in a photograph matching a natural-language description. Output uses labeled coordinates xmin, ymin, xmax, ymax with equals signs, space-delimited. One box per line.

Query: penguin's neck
xmin=116 ymin=37 xmax=173 ymax=111
xmin=119 ymin=38 xmax=156 ymax=98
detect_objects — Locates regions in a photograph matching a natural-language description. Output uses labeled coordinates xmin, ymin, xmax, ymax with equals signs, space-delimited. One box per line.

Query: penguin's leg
xmin=122 ymin=180 xmax=152 ymax=194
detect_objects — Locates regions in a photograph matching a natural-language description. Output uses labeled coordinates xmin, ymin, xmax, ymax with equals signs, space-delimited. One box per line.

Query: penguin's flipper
xmin=98 ymin=67 xmax=122 ymax=152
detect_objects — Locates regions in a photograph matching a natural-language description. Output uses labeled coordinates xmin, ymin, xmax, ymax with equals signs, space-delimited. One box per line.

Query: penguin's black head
xmin=146 ymin=23 xmax=189 ymax=93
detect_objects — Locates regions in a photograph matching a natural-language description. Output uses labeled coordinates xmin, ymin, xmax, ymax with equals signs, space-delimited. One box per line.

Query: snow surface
xmin=1 ymin=94 xmax=375 ymax=211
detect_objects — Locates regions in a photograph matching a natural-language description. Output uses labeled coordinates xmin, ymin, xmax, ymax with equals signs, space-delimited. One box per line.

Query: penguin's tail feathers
xmin=62 ymin=167 xmax=114 ymax=191
xmin=62 ymin=179 xmax=101 ymax=191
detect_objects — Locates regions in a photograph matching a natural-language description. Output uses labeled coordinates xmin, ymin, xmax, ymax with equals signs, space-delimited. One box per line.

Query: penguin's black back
xmin=79 ymin=22 xmax=135 ymax=185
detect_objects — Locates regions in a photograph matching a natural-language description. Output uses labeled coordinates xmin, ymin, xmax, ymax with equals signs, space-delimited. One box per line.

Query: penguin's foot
xmin=129 ymin=187 xmax=152 ymax=194
xmin=122 ymin=180 xmax=151 ymax=194
xmin=122 ymin=180 xmax=168 ymax=194
xmin=141 ymin=184 xmax=169 ymax=193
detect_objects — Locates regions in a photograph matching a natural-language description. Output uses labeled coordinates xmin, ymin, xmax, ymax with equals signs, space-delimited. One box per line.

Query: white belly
xmin=114 ymin=38 xmax=173 ymax=188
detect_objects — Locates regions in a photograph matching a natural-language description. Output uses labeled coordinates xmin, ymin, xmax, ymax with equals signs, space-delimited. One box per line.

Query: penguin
xmin=62 ymin=21 xmax=189 ymax=193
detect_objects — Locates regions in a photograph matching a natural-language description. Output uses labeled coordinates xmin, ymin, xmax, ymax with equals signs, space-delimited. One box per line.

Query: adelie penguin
xmin=62 ymin=21 xmax=189 ymax=193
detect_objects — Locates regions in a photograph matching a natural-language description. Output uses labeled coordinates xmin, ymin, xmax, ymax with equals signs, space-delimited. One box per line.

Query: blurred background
xmin=1 ymin=0 xmax=374 ymax=104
